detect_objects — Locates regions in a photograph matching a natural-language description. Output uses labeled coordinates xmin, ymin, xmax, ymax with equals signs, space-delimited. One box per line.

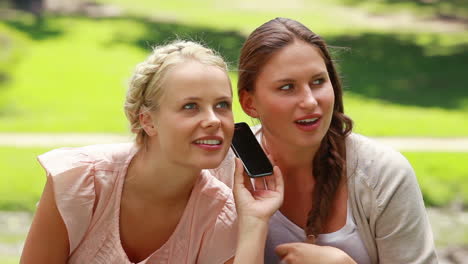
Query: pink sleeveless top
xmin=37 ymin=143 xmax=238 ymax=264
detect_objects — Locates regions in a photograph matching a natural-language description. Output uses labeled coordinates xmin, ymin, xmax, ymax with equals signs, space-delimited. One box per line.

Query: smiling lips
xmin=295 ymin=115 xmax=321 ymax=131
xmin=193 ymin=137 xmax=223 ymax=151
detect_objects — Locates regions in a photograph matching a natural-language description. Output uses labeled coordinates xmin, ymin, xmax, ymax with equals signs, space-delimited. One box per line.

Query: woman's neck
xmin=261 ymin=131 xmax=318 ymax=190
xmin=262 ymin=132 xmax=317 ymax=171
xmin=124 ymin=145 xmax=200 ymax=206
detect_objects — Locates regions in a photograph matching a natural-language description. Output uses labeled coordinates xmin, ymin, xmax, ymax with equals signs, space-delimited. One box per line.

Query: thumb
xmin=233 ymin=158 xmax=244 ymax=198
xmin=233 ymin=158 xmax=244 ymax=187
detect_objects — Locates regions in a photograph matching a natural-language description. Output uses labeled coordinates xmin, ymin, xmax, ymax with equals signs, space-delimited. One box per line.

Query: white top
xmin=265 ymin=201 xmax=372 ymax=264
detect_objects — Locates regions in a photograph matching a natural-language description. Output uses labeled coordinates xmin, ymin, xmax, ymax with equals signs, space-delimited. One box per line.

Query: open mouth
xmin=295 ymin=117 xmax=319 ymax=126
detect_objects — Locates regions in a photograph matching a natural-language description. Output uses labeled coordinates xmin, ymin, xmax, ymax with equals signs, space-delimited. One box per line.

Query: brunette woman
xmin=216 ymin=18 xmax=437 ymax=264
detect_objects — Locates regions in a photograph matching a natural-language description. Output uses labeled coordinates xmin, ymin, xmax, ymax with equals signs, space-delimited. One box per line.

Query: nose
xmin=201 ymin=109 xmax=221 ymax=129
xmin=299 ymin=85 xmax=318 ymax=110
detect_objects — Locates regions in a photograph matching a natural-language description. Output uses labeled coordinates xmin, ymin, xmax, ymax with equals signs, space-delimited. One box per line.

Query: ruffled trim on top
xmin=37 ymin=143 xmax=136 ymax=254
xmin=38 ymin=147 xmax=96 ymax=254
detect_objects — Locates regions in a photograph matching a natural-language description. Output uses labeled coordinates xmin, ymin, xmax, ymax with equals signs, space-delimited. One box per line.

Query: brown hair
xmin=238 ymin=17 xmax=353 ymax=237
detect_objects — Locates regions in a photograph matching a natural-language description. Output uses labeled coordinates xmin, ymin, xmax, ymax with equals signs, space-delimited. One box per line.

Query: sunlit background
xmin=1 ymin=0 xmax=467 ymax=263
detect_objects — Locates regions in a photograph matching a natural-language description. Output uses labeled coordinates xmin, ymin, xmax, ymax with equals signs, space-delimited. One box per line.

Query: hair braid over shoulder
xmin=306 ymin=112 xmax=351 ymax=236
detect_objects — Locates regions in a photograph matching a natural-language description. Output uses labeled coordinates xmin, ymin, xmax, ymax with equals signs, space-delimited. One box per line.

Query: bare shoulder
xmin=20 ymin=178 xmax=70 ymax=264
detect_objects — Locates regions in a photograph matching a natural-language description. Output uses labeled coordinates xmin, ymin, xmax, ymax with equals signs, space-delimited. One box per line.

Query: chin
xmin=295 ymin=135 xmax=324 ymax=148
xmin=197 ymin=158 xmax=225 ymax=170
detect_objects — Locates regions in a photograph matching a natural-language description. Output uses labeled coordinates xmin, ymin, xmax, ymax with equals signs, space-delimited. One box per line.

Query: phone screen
xmin=231 ymin=122 xmax=273 ymax=178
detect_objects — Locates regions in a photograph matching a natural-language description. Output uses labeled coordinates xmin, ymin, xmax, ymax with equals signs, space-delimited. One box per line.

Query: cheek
xmin=158 ymin=115 xmax=192 ymax=139
xmin=223 ymin=115 xmax=235 ymax=138
xmin=321 ymin=86 xmax=335 ymax=112
xmin=255 ymin=94 xmax=291 ymax=119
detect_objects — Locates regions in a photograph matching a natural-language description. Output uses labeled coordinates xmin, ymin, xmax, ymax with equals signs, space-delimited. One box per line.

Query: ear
xmin=239 ymin=90 xmax=259 ymax=118
xmin=139 ymin=111 xmax=157 ymax=136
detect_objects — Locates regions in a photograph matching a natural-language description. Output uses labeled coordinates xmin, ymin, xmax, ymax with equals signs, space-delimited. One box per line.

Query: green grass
xmin=95 ymin=0 xmax=468 ymax=35
xmin=0 ymin=14 xmax=467 ymax=136
xmin=0 ymin=16 xmax=142 ymax=132
xmin=0 ymin=233 xmax=26 ymax=244
xmin=94 ymin=0 xmax=367 ymax=34
xmin=346 ymin=94 xmax=468 ymax=136
xmin=0 ymin=255 xmax=19 ymax=264
xmin=0 ymin=147 xmax=49 ymax=211
xmin=333 ymin=0 xmax=468 ymax=20
xmin=0 ymin=147 xmax=467 ymax=211
xmin=403 ymin=152 xmax=468 ymax=207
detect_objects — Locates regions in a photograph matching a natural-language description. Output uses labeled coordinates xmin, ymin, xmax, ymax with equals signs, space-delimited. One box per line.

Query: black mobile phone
xmin=231 ymin=122 xmax=273 ymax=178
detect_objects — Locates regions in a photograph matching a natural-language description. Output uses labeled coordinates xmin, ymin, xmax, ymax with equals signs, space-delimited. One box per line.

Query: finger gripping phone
xmin=231 ymin=122 xmax=273 ymax=178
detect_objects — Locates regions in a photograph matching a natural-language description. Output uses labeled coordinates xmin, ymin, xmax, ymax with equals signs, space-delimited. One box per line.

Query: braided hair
xmin=237 ymin=18 xmax=353 ymax=237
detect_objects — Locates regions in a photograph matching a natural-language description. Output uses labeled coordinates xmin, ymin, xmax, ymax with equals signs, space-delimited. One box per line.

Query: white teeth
xmin=297 ymin=118 xmax=318 ymax=123
xmin=195 ymin=139 xmax=221 ymax=145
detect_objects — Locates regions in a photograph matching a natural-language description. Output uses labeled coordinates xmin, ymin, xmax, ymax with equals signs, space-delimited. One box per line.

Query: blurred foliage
xmin=0 ymin=255 xmax=19 ymax=264
xmin=334 ymin=0 xmax=468 ymax=20
xmin=0 ymin=12 xmax=467 ymax=135
xmin=404 ymin=152 xmax=468 ymax=207
xmin=0 ymin=0 xmax=466 ymax=217
xmin=0 ymin=146 xmax=49 ymax=211
xmin=330 ymin=33 xmax=468 ymax=109
xmin=104 ymin=16 xmax=246 ymax=68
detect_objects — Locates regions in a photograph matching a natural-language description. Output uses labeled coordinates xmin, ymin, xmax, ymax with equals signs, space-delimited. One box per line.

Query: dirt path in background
xmin=1 ymin=133 xmax=468 ymax=151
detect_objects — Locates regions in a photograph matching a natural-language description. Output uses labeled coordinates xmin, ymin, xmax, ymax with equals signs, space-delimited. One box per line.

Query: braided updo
xmin=124 ymin=40 xmax=229 ymax=146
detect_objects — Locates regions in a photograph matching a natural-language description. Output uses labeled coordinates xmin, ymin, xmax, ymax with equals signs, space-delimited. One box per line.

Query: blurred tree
xmin=12 ymin=0 xmax=44 ymax=15
xmin=11 ymin=0 xmax=44 ymax=25
xmin=340 ymin=0 xmax=467 ymax=20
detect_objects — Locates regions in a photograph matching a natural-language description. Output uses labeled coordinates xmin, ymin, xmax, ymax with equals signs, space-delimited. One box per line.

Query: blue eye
xmin=279 ymin=84 xmax=293 ymax=91
xmin=215 ymin=101 xmax=231 ymax=109
xmin=183 ymin=103 xmax=197 ymax=110
xmin=312 ymin=78 xmax=325 ymax=85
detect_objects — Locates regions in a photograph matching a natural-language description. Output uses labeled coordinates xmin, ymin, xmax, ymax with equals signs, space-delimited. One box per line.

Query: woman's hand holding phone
xmin=231 ymin=157 xmax=284 ymax=264
xmin=233 ymin=157 xmax=284 ymax=223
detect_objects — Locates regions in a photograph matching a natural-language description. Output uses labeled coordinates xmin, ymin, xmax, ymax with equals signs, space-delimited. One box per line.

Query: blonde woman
xmin=21 ymin=40 xmax=283 ymax=264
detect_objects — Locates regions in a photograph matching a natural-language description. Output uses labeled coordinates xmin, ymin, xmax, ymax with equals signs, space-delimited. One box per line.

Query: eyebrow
xmin=274 ymin=71 xmax=328 ymax=83
xmin=181 ymin=95 xmax=232 ymax=102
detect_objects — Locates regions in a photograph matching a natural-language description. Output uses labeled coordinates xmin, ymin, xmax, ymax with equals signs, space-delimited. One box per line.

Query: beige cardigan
xmin=210 ymin=128 xmax=438 ymax=264
xmin=345 ymin=133 xmax=437 ymax=263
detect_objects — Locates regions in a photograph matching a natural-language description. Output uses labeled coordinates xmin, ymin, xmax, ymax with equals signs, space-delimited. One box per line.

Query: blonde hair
xmin=124 ymin=40 xmax=229 ymax=146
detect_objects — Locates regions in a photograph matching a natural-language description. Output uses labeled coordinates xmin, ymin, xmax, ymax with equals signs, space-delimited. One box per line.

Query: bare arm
xmin=229 ymin=158 xmax=284 ymax=264
xmin=20 ymin=177 xmax=70 ymax=264
xmin=223 ymin=217 xmax=270 ymax=264
xmin=224 ymin=219 xmax=270 ymax=264
xmin=232 ymin=217 xmax=270 ymax=264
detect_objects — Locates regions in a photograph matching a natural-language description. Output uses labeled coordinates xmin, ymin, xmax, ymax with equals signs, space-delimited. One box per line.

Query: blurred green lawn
xmin=1 ymin=0 xmax=468 ymax=211
xmin=406 ymin=152 xmax=468 ymax=207
xmin=331 ymin=0 xmax=468 ymax=20
xmin=1 ymin=6 xmax=467 ymax=135
xmin=1 ymin=146 xmax=467 ymax=211
xmin=0 ymin=3 xmax=467 ymax=263
xmin=0 ymin=255 xmax=18 ymax=264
